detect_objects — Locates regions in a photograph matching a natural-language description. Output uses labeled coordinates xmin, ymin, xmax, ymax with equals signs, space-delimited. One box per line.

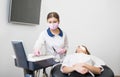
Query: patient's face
xmin=76 ymin=46 xmax=87 ymax=54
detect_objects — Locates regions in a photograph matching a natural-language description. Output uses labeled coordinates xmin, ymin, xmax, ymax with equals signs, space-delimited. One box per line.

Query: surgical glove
xmin=34 ymin=50 xmax=40 ymax=56
xmin=57 ymin=48 xmax=66 ymax=54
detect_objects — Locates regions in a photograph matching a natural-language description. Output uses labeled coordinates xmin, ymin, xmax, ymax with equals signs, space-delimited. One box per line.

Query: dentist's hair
xmin=47 ymin=12 xmax=60 ymax=22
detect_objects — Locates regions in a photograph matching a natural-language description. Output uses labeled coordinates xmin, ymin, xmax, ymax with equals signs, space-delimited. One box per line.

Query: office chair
xmin=11 ymin=41 xmax=57 ymax=77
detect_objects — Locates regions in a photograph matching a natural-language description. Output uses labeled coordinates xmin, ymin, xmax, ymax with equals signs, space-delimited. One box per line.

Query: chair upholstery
xmin=12 ymin=41 xmax=29 ymax=69
xmin=95 ymin=65 xmax=114 ymax=77
xmin=50 ymin=64 xmax=68 ymax=77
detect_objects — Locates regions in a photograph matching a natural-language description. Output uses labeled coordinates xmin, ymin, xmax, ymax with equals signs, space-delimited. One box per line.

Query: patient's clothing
xmin=61 ymin=53 xmax=105 ymax=77
xmin=62 ymin=53 xmax=93 ymax=66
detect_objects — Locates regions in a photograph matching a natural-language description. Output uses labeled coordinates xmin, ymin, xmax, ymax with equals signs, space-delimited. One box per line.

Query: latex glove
xmin=73 ymin=63 xmax=88 ymax=74
xmin=57 ymin=48 xmax=66 ymax=54
xmin=33 ymin=50 xmax=40 ymax=56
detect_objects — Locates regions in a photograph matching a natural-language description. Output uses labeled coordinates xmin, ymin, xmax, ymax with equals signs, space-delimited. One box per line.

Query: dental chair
xmin=50 ymin=64 xmax=114 ymax=77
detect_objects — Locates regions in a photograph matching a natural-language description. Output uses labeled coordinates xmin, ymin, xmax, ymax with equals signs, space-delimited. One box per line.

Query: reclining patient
xmin=61 ymin=45 xmax=106 ymax=77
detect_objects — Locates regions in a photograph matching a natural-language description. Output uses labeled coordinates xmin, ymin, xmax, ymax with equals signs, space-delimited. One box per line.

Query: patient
xmin=61 ymin=45 xmax=106 ymax=77
xmin=51 ymin=45 xmax=114 ymax=77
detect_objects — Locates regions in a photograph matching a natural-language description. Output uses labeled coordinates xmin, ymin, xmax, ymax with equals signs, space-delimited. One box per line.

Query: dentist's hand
xmin=33 ymin=50 xmax=40 ymax=56
xmin=57 ymin=48 xmax=66 ymax=54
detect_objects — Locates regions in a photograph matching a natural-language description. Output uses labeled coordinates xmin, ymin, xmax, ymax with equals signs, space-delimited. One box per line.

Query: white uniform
xmin=61 ymin=53 xmax=105 ymax=77
xmin=34 ymin=28 xmax=68 ymax=61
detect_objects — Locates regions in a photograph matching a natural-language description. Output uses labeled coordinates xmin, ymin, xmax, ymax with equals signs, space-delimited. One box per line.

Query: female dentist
xmin=34 ymin=12 xmax=68 ymax=62
xmin=33 ymin=12 xmax=68 ymax=77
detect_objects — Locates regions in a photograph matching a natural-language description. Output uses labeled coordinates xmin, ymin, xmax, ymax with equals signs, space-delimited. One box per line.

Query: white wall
xmin=0 ymin=0 xmax=120 ymax=76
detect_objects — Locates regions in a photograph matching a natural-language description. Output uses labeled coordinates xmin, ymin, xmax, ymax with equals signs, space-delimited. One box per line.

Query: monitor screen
xmin=9 ymin=0 xmax=41 ymax=25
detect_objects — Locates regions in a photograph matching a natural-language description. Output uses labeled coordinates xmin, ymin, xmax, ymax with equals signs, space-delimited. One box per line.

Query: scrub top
xmin=34 ymin=27 xmax=68 ymax=61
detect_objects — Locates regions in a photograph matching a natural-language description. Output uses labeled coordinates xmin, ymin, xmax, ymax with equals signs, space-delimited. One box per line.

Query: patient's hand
xmin=73 ymin=63 xmax=88 ymax=74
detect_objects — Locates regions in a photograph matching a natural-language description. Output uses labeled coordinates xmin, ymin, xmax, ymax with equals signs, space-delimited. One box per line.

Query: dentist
xmin=34 ymin=12 xmax=68 ymax=62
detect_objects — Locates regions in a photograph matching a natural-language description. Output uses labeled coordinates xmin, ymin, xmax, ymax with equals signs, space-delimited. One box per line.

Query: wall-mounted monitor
xmin=9 ymin=0 xmax=41 ymax=25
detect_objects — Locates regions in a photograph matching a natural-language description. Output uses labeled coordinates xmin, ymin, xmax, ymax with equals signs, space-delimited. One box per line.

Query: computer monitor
xmin=9 ymin=0 xmax=41 ymax=25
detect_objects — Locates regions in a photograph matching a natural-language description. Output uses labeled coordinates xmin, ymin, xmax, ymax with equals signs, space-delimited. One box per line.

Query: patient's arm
xmin=82 ymin=63 xmax=102 ymax=74
xmin=62 ymin=63 xmax=102 ymax=74
xmin=62 ymin=66 xmax=75 ymax=74
xmin=62 ymin=64 xmax=88 ymax=74
xmin=73 ymin=63 xmax=88 ymax=74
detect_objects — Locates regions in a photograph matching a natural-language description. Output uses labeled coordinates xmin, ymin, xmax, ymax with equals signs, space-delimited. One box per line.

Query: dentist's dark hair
xmin=47 ymin=12 xmax=60 ymax=22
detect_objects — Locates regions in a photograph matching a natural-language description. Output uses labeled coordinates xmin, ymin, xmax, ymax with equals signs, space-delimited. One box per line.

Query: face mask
xmin=48 ymin=23 xmax=59 ymax=30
